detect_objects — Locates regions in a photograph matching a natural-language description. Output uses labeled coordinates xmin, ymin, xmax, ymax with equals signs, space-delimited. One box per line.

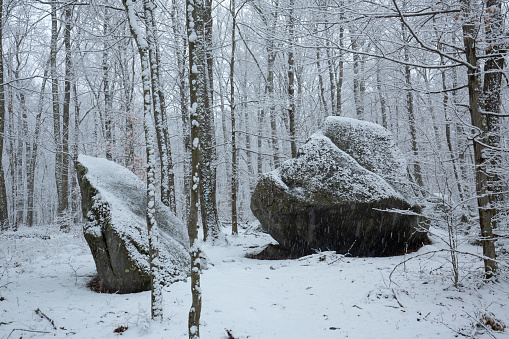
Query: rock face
xmin=251 ymin=117 xmax=428 ymax=257
xmin=76 ymin=155 xmax=189 ymax=293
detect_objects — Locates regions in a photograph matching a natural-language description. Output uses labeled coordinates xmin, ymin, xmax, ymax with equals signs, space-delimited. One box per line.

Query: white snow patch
xmin=0 ymin=224 xmax=507 ymax=338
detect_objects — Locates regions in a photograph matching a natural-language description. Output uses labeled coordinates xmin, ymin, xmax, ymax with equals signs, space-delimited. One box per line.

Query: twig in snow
xmin=464 ymin=311 xmax=499 ymax=339
xmin=35 ymin=308 xmax=57 ymax=330
xmin=391 ymin=288 xmax=405 ymax=308
xmin=225 ymin=328 xmax=236 ymax=339
xmin=6 ymin=328 xmax=51 ymax=338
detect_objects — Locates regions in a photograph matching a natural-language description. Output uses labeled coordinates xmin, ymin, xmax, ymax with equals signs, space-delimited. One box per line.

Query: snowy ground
xmin=1 ymin=223 xmax=508 ymax=339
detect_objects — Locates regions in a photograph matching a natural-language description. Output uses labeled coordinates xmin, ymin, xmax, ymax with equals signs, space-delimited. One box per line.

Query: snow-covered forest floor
xmin=1 ymin=223 xmax=508 ymax=339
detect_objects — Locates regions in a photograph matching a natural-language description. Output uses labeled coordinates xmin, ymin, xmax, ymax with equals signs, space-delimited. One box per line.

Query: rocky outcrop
xmin=76 ymin=155 xmax=189 ymax=293
xmin=251 ymin=117 xmax=428 ymax=257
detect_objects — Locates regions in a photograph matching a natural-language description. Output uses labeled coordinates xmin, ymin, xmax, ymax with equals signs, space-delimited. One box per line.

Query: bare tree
xmin=230 ymin=0 xmax=238 ymax=235
xmin=186 ymin=0 xmax=203 ymax=334
xmin=122 ymin=0 xmax=163 ymax=320
xmin=0 ymin=0 xmax=8 ymax=228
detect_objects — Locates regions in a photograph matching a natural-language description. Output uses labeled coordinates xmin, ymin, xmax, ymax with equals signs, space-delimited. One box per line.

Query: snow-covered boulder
xmin=76 ymin=155 xmax=189 ymax=293
xmin=322 ymin=116 xmax=416 ymax=201
xmin=251 ymin=120 xmax=428 ymax=257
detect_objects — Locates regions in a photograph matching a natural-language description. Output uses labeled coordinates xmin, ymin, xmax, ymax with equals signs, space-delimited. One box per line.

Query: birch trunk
xmin=123 ymin=0 xmax=163 ymax=320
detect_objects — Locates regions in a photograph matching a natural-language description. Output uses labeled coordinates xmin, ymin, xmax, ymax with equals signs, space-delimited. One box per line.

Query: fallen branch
xmin=464 ymin=311 xmax=498 ymax=339
xmin=6 ymin=328 xmax=51 ymax=338
xmin=392 ymin=288 xmax=405 ymax=308
xmin=35 ymin=308 xmax=57 ymax=330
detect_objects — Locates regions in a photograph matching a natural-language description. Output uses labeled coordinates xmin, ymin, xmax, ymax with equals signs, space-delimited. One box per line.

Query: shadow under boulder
xmin=76 ymin=155 xmax=189 ymax=293
xmin=251 ymin=117 xmax=429 ymax=258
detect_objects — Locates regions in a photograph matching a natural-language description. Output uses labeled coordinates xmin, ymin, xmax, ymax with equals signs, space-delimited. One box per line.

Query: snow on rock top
xmin=321 ymin=116 xmax=414 ymax=200
xmin=76 ymin=155 xmax=189 ymax=293
xmin=277 ymin=132 xmax=404 ymax=205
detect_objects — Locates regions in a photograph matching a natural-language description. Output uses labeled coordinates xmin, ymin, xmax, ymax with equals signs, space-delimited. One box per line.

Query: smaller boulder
xmin=76 ymin=155 xmax=189 ymax=293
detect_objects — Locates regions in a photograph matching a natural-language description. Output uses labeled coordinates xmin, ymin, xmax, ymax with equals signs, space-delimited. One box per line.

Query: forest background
xmin=0 ymin=0 xmax=507 ymax=280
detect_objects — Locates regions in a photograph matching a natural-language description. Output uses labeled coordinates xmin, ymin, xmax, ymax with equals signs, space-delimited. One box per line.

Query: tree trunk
xmin=13 ymin=61 xmax=26 ymax=228
xmin=481 ymin=0 xmax=504 ymax=228
xmin=351 ymin=35 xmax=363 ymax=118
xmin=199 ymin=0 xmax=222 ymax=243
xmin=336 ymin=5 xmax=344 ymax=116
xmin=27 ymin=65 xmax=48 ymax=226
xmin=461 ymin=0 xmax=497 ymax=278
xmin=103 ymin=9 xmax=113 ymax=161
xmin=439 ymin=52 xmax=464 ymax=201
xmin=171 ymin=0 xmax=190 ymax=219
xmin=257 ymin=104 xmax=265 ymax=177
xmin=325 ymin=39 xmax=336 ymax=116
xmin=0 ymin=0 xmax=8 ymax=228
xmin=144 ymin=1 xmax=174 ymax=211
xmin=61 ymin=3 xmax=73 ymax=230
xmin=315 ymin=45 xmax=329 ymax=118
xmin=122 ymin=0 xmax=163 ymax=320
xmin=186 ymin=0 xmax=203 ymax=335
xmin=156 ymin=44 xmax=176 ymax=213
xmin=376 ymin=61 xmax=388 ymax=129
xmin=72 ymin=81 xmax=80 ymax=222
xmin=267 ymin=8 xmax=279 ymax=167
xmin=230 ymin=0 xmax=238 ymax=235
xmin=51 ymin=0 xmax=63 ymax=219
xmin=402 ymin=25 xmax=424 ymax=188
xmin=287 ymin=0 xmax=297 ymax=158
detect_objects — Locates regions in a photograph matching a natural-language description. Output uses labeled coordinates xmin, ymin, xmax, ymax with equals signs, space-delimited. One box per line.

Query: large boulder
xmin=76 ymin=155 xmax=189 ymax=293
xmin=251 ymin=118 xmax=428 ymax=257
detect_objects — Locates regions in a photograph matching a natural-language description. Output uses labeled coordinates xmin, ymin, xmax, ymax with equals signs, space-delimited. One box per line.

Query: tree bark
xmin=186 ymin=0 xmax=203 ymax=335
xmin=103 ymin=9 xmax=113 ymax=161
xmin=402 ymin=23 xmax=424 ymax=188
xmin=61 ymin=3 xmax=73 ymax=230
xmin=481 ymin=0 xmax=504 ymax=228
xmin=461 ymin=0 xmax=497 ymax=278
xmin=376 ymin=61 xmax=388 ymax=129
xmin=51 ymin=0 xmax=63 ymax=219
xmin=27 ymin=66 xmax=48 ymax=226
xmin=0 ymin=0 xmax=8 ymax=227
xmin=199 ymin=0 xmax=222 ymax=243
xmin=267 ymin=6 xmax=279 ymax=167
xmin=230 ymin=0 xmax=238 ymax=235
xmin=171 ymin=0 xmax=190 ymax=219
xmin=144 ymin=0 xmax=174 ymax=212
xmin=315 ymin=46 xmax=329 ymax=118
xmin=123 ymin=0 xmax=164 ymax=320
xmin=287 ymin=0 xmax=297 ymax=158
